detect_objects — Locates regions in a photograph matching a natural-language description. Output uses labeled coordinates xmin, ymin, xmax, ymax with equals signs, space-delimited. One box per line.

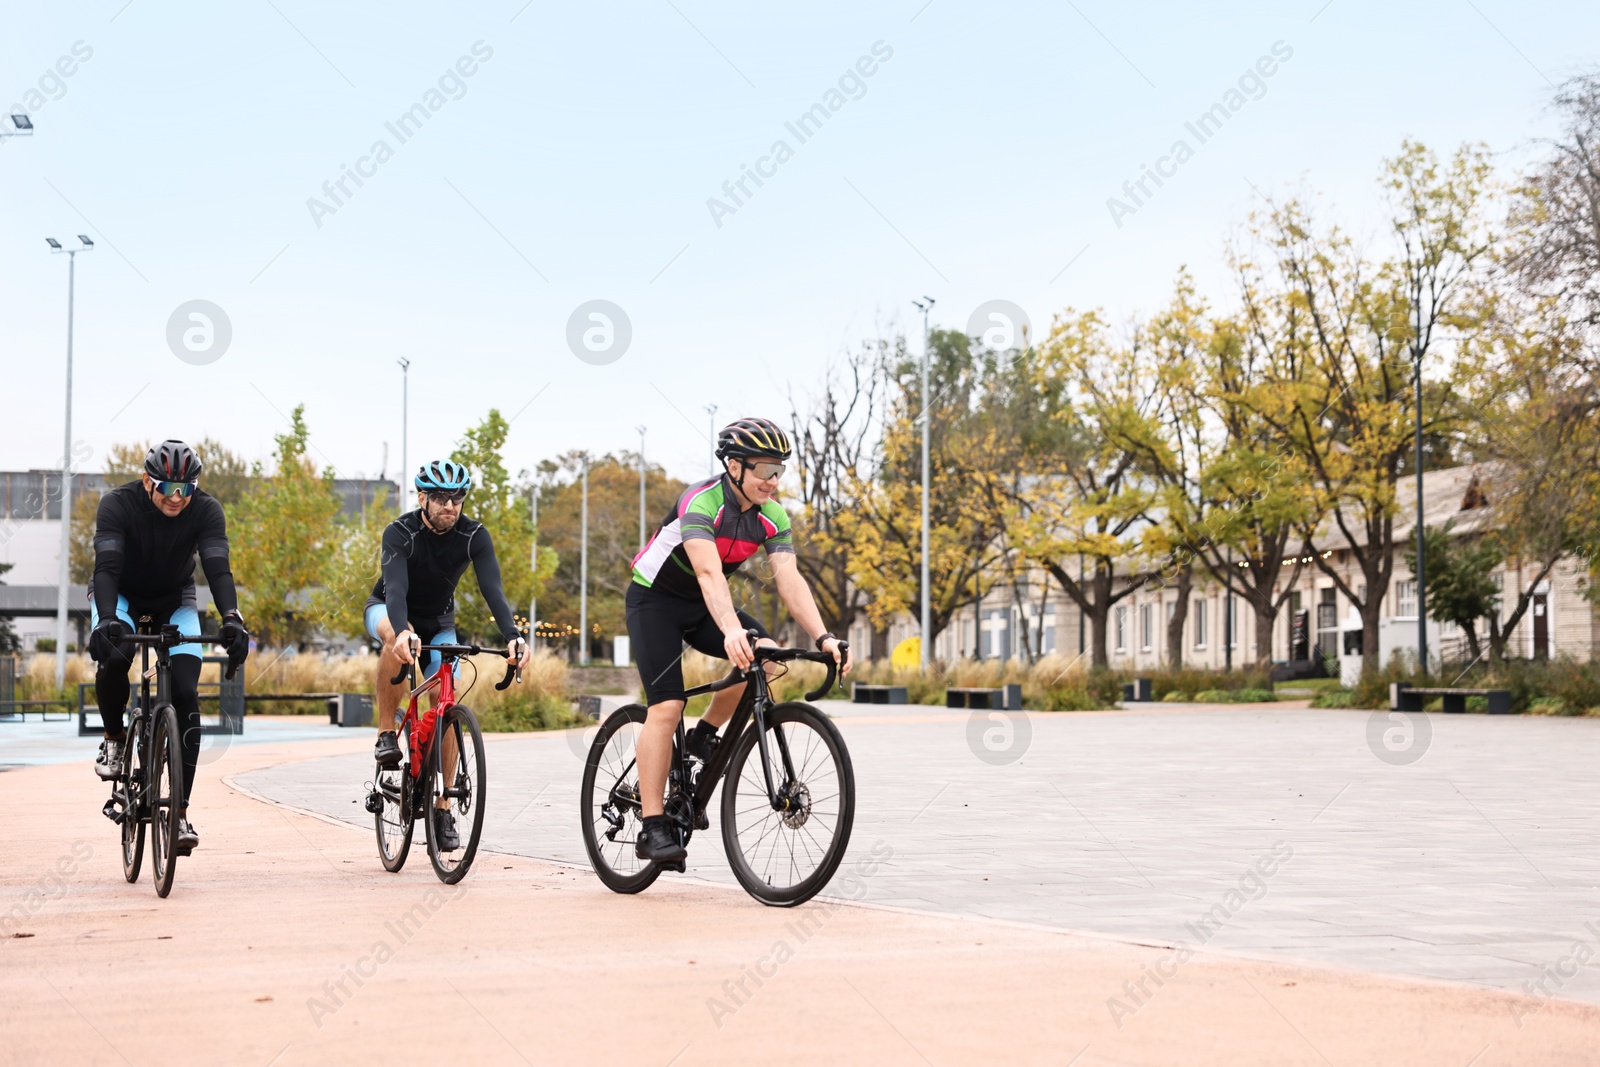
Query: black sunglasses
xmin=426 ymin=490 xmax=467 ymax=504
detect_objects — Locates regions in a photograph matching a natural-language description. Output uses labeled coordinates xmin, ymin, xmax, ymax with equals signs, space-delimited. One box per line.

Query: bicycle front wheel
xmin=580 ymin=704 xmax=662 ymax=894
xmin=721 ymin=702 xmax=855 ymax=907
xmin=119 ymin=721 xmax=146 ymax=883
xmin=425 ymin=705 xmax=485 ymax=884
xmin=374 ymin=722 xmax=413 ymax=873
xmin=149 ymin=705 xmax=184 ymax=899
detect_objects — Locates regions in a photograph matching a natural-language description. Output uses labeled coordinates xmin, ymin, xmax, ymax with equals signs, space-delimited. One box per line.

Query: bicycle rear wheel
xmin=149 ymin=705 xmax=184 ymax=899
xmin=119 ymin=718 xmax=146 ymax=883
xmin=580 ymin=704 xmax=662 ymax=894
xmin=425 ymin=705 xmax=485 ymax=884
xmin=373 ymin=721 xmax=413 ymax=873
xmin=721 ymin=702 xmax=855 ymax=907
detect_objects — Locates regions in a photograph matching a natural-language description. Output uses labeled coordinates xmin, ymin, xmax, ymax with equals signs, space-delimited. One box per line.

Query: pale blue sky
xmin=3 ymin=0 xmax=1595 ymax=485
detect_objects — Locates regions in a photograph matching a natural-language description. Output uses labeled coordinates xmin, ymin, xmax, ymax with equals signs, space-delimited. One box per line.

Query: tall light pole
xmin=579 ymin=455 xmax=589 ymax=666
xmin=47 ymin=236 xmax=92 ymax=688
xmin=704 ymin=404 xmax=718 ymax=478
xmin=396 ymin=358 xmax=410 ymax=496
xmin=911 ymin=296 xmax=935 ymax=667
xmin=636 ymin=425 xmax=647 ymax=552
xmin=529 ymin=485 xmax=538 ymax=647
xmin=1413 ymin=346 xmax=1428 ymax=675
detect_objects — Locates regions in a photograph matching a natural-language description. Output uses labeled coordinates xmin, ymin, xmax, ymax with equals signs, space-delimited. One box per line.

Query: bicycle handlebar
xmin=698 ymin=629 xmax=851 ymax=701
xmin=120 ymin=630 xmax=241 ymax=681
xmin=388 ymin=642 xmax=523 ymax=691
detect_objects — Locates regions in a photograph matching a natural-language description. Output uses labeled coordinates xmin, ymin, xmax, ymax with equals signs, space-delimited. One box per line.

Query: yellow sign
xmin=891 ymin=637 xmax=921 ymax=670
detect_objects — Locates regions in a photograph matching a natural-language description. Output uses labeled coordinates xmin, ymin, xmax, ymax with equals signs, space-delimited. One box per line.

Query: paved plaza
xmin=237 ymin=700 xmax=1600 ymax=1002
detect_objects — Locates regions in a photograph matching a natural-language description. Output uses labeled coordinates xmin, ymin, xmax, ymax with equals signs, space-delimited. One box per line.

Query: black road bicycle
xmin=101 ymin=621 xmax=234 ymax=899
xmin=365 ymin=643 xmax=519 ymax=884
xmin=581 ymin=634 xmax=855 ymax=907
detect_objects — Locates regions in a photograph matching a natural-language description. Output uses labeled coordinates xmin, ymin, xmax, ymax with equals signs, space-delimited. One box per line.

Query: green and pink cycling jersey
xmin=631 ymin=474 xmax=794 ymax=599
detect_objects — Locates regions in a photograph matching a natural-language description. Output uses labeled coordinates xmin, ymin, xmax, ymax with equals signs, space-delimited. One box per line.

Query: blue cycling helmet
xmin=414 ymin=459 xmax=472 ymax=492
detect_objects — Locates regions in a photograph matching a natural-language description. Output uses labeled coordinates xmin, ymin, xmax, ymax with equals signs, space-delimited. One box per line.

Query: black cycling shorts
xmin=625 ymin=582 xmax=771 ymax=706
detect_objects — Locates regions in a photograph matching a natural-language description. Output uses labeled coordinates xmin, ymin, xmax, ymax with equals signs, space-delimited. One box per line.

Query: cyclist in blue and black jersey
xmin=88 ymin=440 xmax=250 ymax=856
xmin=366 ymin=460 xmax=529 ymax=849
xmin=627 ymin=417 xmax=850 ymax=863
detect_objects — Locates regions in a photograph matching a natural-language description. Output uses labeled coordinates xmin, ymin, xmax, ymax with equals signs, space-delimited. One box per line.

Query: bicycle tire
xmin=721 ymin=702 xmax=855 ymax=907
xmin=119 ymin=718 xmax=146 ymax=883
xmin=374 ymin=721 xmax=413 ymax=873
xmin=580 ymin=704 xmax=663 ymax=894
xmin=425 ymin=705 xmax=485 ymax=885
xmin=149 ymin=705 xmax=184 ymax=899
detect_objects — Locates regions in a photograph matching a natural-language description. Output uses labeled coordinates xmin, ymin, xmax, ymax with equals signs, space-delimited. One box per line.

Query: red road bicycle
xmin=364 ymin=642 xmax=519 ymax=884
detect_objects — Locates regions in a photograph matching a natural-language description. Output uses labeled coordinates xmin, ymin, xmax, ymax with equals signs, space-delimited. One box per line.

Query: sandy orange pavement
xmin=3 ymin=737 xmax=1597 ymax=1066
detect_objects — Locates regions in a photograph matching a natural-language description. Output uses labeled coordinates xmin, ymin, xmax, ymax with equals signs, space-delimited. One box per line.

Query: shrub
xmin=1162 ymin=690 xmax=1190 ymax=702
xmin=1311 ymin=690 xmax=1358 ymax=708
xmin=1193 ymin=689 xmax=1229 ymax=702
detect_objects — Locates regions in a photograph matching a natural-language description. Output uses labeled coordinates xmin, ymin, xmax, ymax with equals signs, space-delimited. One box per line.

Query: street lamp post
xmin=397 ymin=358 xmax=410 ymax=493
xmin=529 ymin=485 xmax=538 ymax=648
xmin=47 ymin=236 xmax=93 ymax=689
xmin=636 ymin=425 xmax=647 ymax=552
xmin=704 ymin=404 xmax=718 ymax=477
xmin=1413 ymin=347 xmax=1428 ymax=675
xmin=579 ymin=456 xmax=589 ymax=666
xmin=911 ymin=296 xmax=935 ymax=667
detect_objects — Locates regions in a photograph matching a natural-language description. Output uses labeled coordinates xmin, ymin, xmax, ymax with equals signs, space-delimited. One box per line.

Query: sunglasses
xmin=746 ymin=462 xmax=786 ymax=481
xmin=153 ymin=480 xmax=197 ymax=498
xmin=426 ymin=490 xmax=467 ymax=505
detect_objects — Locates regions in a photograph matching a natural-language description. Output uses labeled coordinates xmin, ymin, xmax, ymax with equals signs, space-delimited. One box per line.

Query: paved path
xmin=6 ymin=733 xmax=1599 ymax=1066
xmin=239 ymin=701 xmax=1600 ymax=1003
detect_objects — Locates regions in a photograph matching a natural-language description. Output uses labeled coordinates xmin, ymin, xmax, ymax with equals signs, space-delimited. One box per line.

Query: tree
xmin=841 ymin=329 xmax=1010 ymax=654
xmin=1236 ymin=141 xmax=1493 ymax=664
xmin=0 ymin=562 xmax=19 ymax=653
xmin=311 ymin=485 xmax=392 ymax=641
xmin=1402 ymin=520 xmax=1501 ymax=662
xmin=789 ymin=343 xmax=886 ymax=643
xmin=1015 ymin=310 xmax=1163 ymax=669
xmin=447 ymin=410 xmax=551 ymax=644
xmin=227 ymin=406 xmax=343 ymax=647
xmin=533 ymin=450 xmax=681 ymax=658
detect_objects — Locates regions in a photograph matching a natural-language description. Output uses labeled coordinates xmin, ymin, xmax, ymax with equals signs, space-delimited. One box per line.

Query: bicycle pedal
xmin=364 ymin=791 xmax=384 ymax=815
xmin=102 ymin=797 xmax=121 ymax=823
xmin=661 ymin=859 xmax=686 ymax=874
xmin=695 ymin=811 xmax=709 ymax=831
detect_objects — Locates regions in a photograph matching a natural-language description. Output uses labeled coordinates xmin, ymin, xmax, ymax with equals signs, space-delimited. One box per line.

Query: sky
xmin=2 ymin=0 xmax=1596 ymax=487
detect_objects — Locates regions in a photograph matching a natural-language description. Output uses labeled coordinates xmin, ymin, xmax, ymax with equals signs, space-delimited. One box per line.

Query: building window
xmin=1115 ymin=606 xmax=1127 ymax=652
xmin=1396 ymin=580 xmax=1417 ymax=619
xmin=1193 ymin=600 xmax=1208 ymax=649
xmin=1139 ymin=603 xmax=1153 ymax=651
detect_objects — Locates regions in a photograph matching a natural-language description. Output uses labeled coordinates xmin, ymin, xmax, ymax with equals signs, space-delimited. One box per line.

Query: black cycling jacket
xmin=91 ymin=480 xmax=239 ymax=619
xmin=368 ymin=510 xmax=520 ymax=642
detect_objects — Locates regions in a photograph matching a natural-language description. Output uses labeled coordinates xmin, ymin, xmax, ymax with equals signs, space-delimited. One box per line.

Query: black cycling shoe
xmin=434 ymin=809 xmax=461 ymax=851
xmin=374 ymin=731 xmax=402 ymax=768
xmin=175 ymin=818 xmax=199 ymax=857
xmin=94 ymin=736 xmax=126 ymax=781
xmin=635 ymin=818 xmax=687 ymax=864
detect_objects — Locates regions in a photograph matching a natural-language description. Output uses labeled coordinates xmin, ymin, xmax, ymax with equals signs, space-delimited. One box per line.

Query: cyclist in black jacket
xmin=364 ymin=460 xmax=528 ymax=850
xmin=88 ymin=441 xmax=250 ymax=856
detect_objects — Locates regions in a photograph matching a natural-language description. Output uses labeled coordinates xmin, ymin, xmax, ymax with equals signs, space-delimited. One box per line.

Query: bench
xmin=946 ymin=685 xmax=1022 ymax=711
xmin=1121 ymin=677 xmax=1153 ymax=702
xmin=1390 ymin=683 xmax=1513 ymax=716
xmin=0 ymin=700 xmax=73 ymax=723
xmin=851 ymin=684 xmax=908 ymax=705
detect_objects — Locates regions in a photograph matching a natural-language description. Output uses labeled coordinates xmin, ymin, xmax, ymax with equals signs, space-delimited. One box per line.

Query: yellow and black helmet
xmin=716 ymin=417 xmax=793 ymax=462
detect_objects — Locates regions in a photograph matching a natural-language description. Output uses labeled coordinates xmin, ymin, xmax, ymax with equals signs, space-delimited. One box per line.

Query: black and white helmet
xmin=715 ymin=417 xmax=793 ymax=462
xmin=144 ymin=440 xmax=203 ymax=482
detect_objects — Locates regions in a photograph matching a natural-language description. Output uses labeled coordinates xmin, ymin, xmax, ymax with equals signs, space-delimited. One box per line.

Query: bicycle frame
xmin=397 ymin=661 xmax=457 ymax=781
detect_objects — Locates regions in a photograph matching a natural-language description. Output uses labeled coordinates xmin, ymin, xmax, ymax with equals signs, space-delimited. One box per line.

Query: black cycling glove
xmin=89 ymin=617 xmax=127 ymax=663
xmin=220 ymin=613 xmax=250 ymax=671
